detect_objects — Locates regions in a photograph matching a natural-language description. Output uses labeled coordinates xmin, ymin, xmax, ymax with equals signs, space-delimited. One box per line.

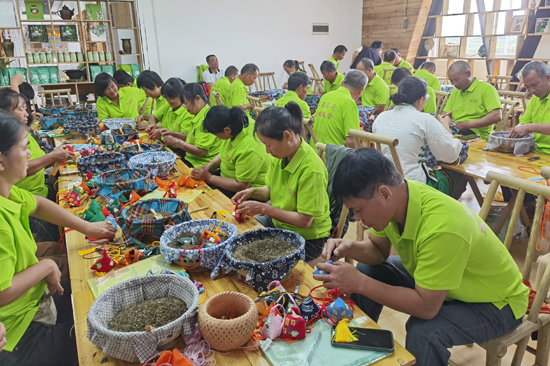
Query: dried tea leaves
xmin=232 ymin=238 xmax=296 ymax=263
xmin=137 ymin=211 xmax=174 ymax=221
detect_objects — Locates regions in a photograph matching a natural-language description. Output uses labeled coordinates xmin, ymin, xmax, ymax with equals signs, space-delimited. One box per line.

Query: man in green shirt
xmin=320 ymin=60 xmax=344 ymax=95
xmin=391 ymin=68 xmax=437 ymax=115
xmin=314 ymin=148 xmax=528 ymax=365
xmin=275 ymin=72 xmax=312 ymax=119
xmin=210 ymin=66 xmax=238 ymax=106
xmin=329 ymin=45 xmax=347 ymax=73
xmin=509 ymin=61 xmax=550 ymax=154
xmin=443 ymin=61 xmax=502 ymax=140
xmin=356 ymin=57 xmax=389 ymax=115
xmin=414 ymin=61 xmax=442 ymax=91
xmin=227 ymin=63 xmax=259 ymax=118
xmin=374 ymin=50 xmax=398 ymax=85
xmin=391 ymin=48 xmax=413 ymax=69
xmin=312 ymin=70 xmax=366 ymax=148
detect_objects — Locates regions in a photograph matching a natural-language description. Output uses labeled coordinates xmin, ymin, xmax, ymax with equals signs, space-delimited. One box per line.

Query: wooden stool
xmin=38 ymin=89 xmax=73 ymax=107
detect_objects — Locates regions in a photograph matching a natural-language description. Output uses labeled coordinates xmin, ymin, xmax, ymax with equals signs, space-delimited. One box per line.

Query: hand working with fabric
xmin=0 ymin=322 xmax=7 ymax=351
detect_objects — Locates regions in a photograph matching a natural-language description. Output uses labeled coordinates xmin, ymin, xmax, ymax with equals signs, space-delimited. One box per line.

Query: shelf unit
xmin=0 ymin=0 xmax=143 ymax=99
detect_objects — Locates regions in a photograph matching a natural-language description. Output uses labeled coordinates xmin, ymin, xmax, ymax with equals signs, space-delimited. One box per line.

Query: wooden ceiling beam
xmin=406 ymin=0 xmax=434 ymax=64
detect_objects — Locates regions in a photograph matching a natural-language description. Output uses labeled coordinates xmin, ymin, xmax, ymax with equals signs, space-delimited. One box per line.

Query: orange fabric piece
xmin=154 ymin=350 xmax=172 ymax=365
xmin=153 ymin=349 xmax=194 ymax=366
xmin=156 ymin=177 xmax=170 ymax=190
xmin=522 ymin=279 xmax=550 ymax=314
xmin=79 ymin=182 xmax=91 ymax=192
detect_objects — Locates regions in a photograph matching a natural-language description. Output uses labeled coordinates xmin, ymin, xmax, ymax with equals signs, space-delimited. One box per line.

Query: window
xmin=495 ymin=36 xmax=518 ymax=57
xmin=442 ymin=15 xmax=467 ymax=36
xmin=447 ymin=0 xmax=465 ymax=14
xmin=471 ymin=0 xmax=494 ymax=13
xmin=466 ymin=37 xmax=484 ymax=56
xmin=493 ymin=12 xmax=507 ymax=35
xmin=500 ymin=0 xmax=523 ymax=10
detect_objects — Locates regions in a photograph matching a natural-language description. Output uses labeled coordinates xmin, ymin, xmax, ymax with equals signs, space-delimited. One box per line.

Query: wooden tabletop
xmin=53 ymin=137 xmax=415 ymax=366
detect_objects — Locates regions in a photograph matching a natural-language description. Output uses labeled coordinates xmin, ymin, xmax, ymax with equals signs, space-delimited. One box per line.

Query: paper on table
xmin=140 ymin=188 xmax=203 ymax=204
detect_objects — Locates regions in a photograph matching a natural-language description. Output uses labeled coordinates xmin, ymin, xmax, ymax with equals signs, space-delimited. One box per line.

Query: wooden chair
xmin=434 ymin=90 xmax=450 ymax=117
xmin=247 ymin=80 xmax=261 ymax=94
xmin=310 ymin=77 xmax=324 ymax=96
xmin=386 ymin=85 xmax=397 ymax=111
xmin=499 ymin=90 xmax=528 ymax=126
xmin=258 ymin=72 xmax=277 ymax=91
xmin=438 ymin=76 xmax=450 ymax=85
xmin=298 ymin=61 xmax=306 ymax=73
xmin=487 ymin=75 xmax=513 ymax=91
xmin=212 ymin=91 xmax=224 ymax=106
xmin=303 ymin=117 xmax=318 ymax=146
xmin=476 ymin=171 xmax=550 ymax=366
xmin=37 ymin=89 xmax=73 ymax=107
xmin=309 ymin=63 xmax=320 ymax=78
xmin=495 ymin=98 xmax=519 ymax=132
xmin=246 ymin=95 xmax=264 ymax=111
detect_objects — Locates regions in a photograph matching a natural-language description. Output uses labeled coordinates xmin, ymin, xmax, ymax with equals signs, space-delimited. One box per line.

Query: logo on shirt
xmin=470 ymin=99 xmax=478 ymax=103
xmin=286 ymin=188 xmax=297 ymax=198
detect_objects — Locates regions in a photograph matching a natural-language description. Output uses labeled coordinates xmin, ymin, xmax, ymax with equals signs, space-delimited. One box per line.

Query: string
xmin=518 ymin=166 xmax=540 ymax=175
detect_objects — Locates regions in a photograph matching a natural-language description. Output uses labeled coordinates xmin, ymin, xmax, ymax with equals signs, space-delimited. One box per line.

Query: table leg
xmin=520 ymin=206 xmax=532 ymax=234
xmin=466 ymin=176 xmax=484 ymax=207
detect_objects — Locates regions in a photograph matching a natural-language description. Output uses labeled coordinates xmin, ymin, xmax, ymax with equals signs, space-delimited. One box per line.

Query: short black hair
xmin=371 ymin=40 xmax=383 ymax=49
xmin=94 ymin=73 xmax=118 ymax=97
xmin=0 ymin=111 xmax=25 ymax=156
xmin=113 ymin=69 xmax=134 ymax=86
xmin=333 ymin=148 xmax=403 ymax=202
xmin=0 ymin=88 xmax=23 ymax=112
xmin=391 ymin=48 xmax=400 ymax=55
xmin=225 ymin=66 xmax=239 ymax=77
xmin=183 ymin=82 xmax=210 ymax=106
xmin=391 ymin=77 xmax=428 ymax=106
xmin=283 ymin=60 xmax=304 ymax=72
xmin=206 ymin=54 xmax=216 ymax=63
xmin=241 ymin=63 xmax=259 ymax=75
xmin=18 ymin=82 xmax=35 ymax=100
xmin=384 ymin=50 xmax=397 ymax=63
xmin=334 ymin=45 xmax=347 ymax=54
xmin=320 ymin=60 xmax=337 ymax=73
xmin=288 ymin=72 xmax=310 ymax=92
xmin=136 ymin=70 xmax=164 ymax=90
xmin=203 ymin=105 xmax=249 ymax=136
xmin=391 ymin=67 xmax=413 ymax=85
xmin=254 ymin=102 xmax=303 ymax=141
xmin=161 ymin=78 xmax=186 ymax=103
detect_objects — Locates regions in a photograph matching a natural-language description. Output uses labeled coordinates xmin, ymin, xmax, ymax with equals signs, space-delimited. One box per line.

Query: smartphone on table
xmin=331 ymin=326 xmax=395 ymax=353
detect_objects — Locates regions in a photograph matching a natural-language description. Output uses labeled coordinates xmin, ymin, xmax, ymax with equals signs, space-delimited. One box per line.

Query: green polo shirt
xmin=154 ymin=95 xmax=168 ymax=113
xmin=275 ymin=91 xmax=312 ymax=119
xmin=154 ymin=103 xmax=193 ymax=149
xmin=361 ymin=73 xmax=390 ymax=108
xmin=397 ymin=59 xmax=413 ymax=69
xmin=328 ymin=56 xmax=340 ymax=73
xmin=0 ymin=186 xmax=47 ymax=352
xmin=414 ymin=69 xmax=442 ymax=91
xmin=96 ymin=87 xmax=151 ymax=121
xmin=444 ymin=78 xmax=501 ymax=141
xmin=390 ymin=85 xmax=437 ymax=115
xmin=519 ymin=92 xmax=550 ymax=154
xmin=373 ymin=62 xmax=395 ymax=85
xmin=371 ymin=180 xmax=529 ymax=320
xmin=15 ymin=133 xmax=48 ymax=198
xmin=210 ymin=77 xmax=231 ymax=106
xmin=227 ymin=77 xmax=250 ymax=117
xmin=265 ymin=139 xmax=331 ymax=240
xmin=322 ymin=73 xmax=344 ymax=94
xmin=185 ymin=105 xmax=221 ymax=168
xmin=219 ymin=125 xmax=271 ymax=187
xmin=311 ymin=87 xmax=359 ymax=147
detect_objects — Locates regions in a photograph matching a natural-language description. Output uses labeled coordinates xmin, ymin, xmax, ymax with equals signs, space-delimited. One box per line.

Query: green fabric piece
xmin=88 ymin=200 xmax=102 ymax=215
xmin=197 ymin=64 xmax=208 ymax=82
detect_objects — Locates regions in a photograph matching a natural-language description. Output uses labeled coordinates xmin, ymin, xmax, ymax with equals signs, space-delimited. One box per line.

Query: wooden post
xmin=406 ymin=0 xmax=434 ymax=64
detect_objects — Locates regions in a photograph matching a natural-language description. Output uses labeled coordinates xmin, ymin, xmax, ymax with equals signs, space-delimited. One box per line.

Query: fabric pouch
xmin=280 ymin=310 xmax=306 ymax=339
xmin=32 ymin=294 xmax=57 ymax=327
xmin=261 ymin=304 xmax=285 ymax=340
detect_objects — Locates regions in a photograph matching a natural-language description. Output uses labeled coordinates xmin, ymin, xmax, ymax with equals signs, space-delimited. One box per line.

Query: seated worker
xmin=0 ymin=112 xmax=116 ymax=366
xmin=282 ymin=60 xmax=306 ymax=90
xmin=391 ymin=68 xmax=436 ymax=115
xmin=443 ymin=61 xmax=502 ymax=140
xmin=329 ymin=45 xmax=347 ymax=73
xmin=313 ymin=148 xmax=528 ymax=365
xmin=374 ymin=50 xmax=398 ymax=85
xmin=356 ymin=58 xmax=389 ymax=115
xmin=191 ymin=106 xmax=271 ymax=198
xmin=414 ymin=61 xmax=442 ymax=91
xmin=113 ymin=69 xmax=135 ymax=88
xmin=312 ymin=70 xmax=367 ymax=148
xmin=95 ymin=73 xmax=151 ymax=122
xmin=374 ymin=77 xmax=466 ymax=198
xmin=321 ymin=61 xmax=344 ymax=95
xmin=136 ymin=70 xmax=167 ymax=127
xmin=350 ymin=40 xmax=383 ymax=69
xmin=202 ymin=54 xmax=224 ymax=87
xmin=275 ymin=72 xmax=312 ymax=119
xmin=9 ymin=74 xmax=43 ymax=121
xmin=210 ymin=66 xmax=239 ymax=106
xmin=227 ymin=63 xmax=259 ymax=120
xmin=162 ymin=82 xmax=221 ymax=168
xmin=232 ymin=103 xmax=331 ymax=262
xmin=391 ymin=48 xmax=413 ymax=69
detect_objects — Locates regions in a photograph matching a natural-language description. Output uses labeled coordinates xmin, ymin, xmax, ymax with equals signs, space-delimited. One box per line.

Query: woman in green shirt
xmin=191 ymin=106 xmax=271 ymax=198
xmin=232 ymin=102 xmax=332 ymax=262
xmin=136 ymin=70 xmax=167 ymax=129
xmin=95 ymin=73 xmax=149 ymax=122
xmin=163 ymin=82 xmax=221 ymax=168
xmin=282 ymin=60 xmax=305 ymax=90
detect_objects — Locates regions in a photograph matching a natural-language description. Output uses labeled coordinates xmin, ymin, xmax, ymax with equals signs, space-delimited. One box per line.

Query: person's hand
xmin=43 ymin=260 xmax=64 ymax=297
xmin=312 ymin=261 xmax=362 ymax=294
xmin=84 ymin=221 xmax=116 ymax=241
xmin=191 ymin=166 xmax=211 ymax=181
xmin=454 ymin=121 xmax=469 ymax=131
xmin=50 ymin=145 xmax=76 ymax=163
xmin=162 ymin=135 xmax=179 ymax=147
xmin=232 ymin=189 xmax=253 ymax=205
xmin=136 ymin=121 xmax=149 ymax=131
xmin=135 ymin=115 xmax=144 ymax=123
xmin=237 ymin=200 xmax=266 ymax=216
xmin=32 ymin=112 xmax=43 ymax=120
xmin=436 ymin=115 xmax=453 ymax=134
xmin=282 ymin=82 xmax=288 ymax=90
xmin=508 ymin=124 xmax=532 ymax=138
xmin=322 ymin=239 xmax=353 ymax=261
xmin=9 ymin=73 xmax=24 ymax=88
xmin=150 ymin=128 xmax=163 ymax=140
xmin=0 ymin=322 xmax=6 ymax=351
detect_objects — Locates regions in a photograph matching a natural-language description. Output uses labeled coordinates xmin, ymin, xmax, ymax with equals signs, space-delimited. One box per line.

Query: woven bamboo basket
xmin=198 ymin=291 xmax=257 ymax=351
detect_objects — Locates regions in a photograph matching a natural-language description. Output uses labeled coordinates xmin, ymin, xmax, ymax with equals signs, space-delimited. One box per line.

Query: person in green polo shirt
xmin=329 ymin=45 xmax=347 ymax=73
xmin=275 ymin=72 xmax=312 ymax=119
xmin=136 ymin=70 xmax=166 ymax=128
xmin=227 ymin=63 xmax=259 ymax=119
xmin=414 ymin=61 xmax=442 ymax=91
xmin=95 ymin=73 xmax=151 ymax=122
xmin=0 ymin=112 xmax=116 ymax=365
xmin=313 ymin=148 xmax=528 ymax=365
xmin=356 ymin=58 xmax=389 ymax=115
xmin=321 ymin=61 xmax=344 ymax=95
xmin=163 ymin=82 xmax=221 ymax=168
xmin=443 ymin=61 xmax=502 ymax=140
xmin=391 ymin=48 xmax=413 ymax=69
xmin=509 ymin=61 xmax=550 ymax=154
xmin=232 ymin=103 xmax=331 ymax=262
xmin=282 ymin=60 xmax=306 ymax=90
xmin=210 ymin=66 xmax=239 ymax=106
xmin=374 ymin=50 xmax=398 ymax=85
xmin=191 ymin=106 xmax=271 ymax=198
xmin=312 ymin=70 xmax=367 ymax=148
xmin=390 ymin=68 xmax=437 ymax=115
xmin=113 ymin=69 xmax=135 ymax=88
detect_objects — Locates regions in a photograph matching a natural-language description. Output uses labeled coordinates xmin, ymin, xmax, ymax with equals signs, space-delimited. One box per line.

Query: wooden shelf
xmin=112 ymin=27 xmax=137 ymax=30
xmin=116 ymin=53 xmax=140 ymax=56
xmin=427 ymin=6 xmax=550 ymax=18
xmin=21 ymin=19 xmax=80 ymax=23
xmin=0 ymin=56 xmax=25 ymax=59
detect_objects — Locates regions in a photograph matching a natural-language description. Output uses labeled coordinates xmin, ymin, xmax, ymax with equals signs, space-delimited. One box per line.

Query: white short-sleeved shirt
xmin=373 ymin=104 xmax=463 ymax=184
xmin=202 ymin=68 xmax=224 ymax=84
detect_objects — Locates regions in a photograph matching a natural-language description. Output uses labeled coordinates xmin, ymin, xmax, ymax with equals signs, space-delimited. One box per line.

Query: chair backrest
xmin=247 ymin=80 xmax=260 ymax=94
xmin=298 ymin=61 xmax=306 ymax=73
xmin=386 ymin=85 xmax=397 ymax=111
xmin=310 ymin=77 xmax=324 ymax=95
xmin=247 ymin=95 xmax=264 ymax=111
xmin=438 ymin=76 xmax=450 ymax=85
xmin=495 ymin=98 xmax=519 ymax=131
xmin=486 ymin=75 xmax=513 ymax=91
xmin=309 ymin=63 xmax=320 ymax=78
xmin=38 ymin=89 xmax=73 ymax=107
xmin=348 ymin=129 xmax=403 ymax=175
xmin=498 ymin=90 xmax=528 ymax=110
xmin=479 ymin=171 xmax=550 ymax=323
xmin=258 ymin=72 xmax=277 ymax=91
xmin=303 ymin=117 xmax=318 ymax=145
xmin=434 ymin=90 xmax=450 ymax=117
xmin=212 ymin=91 xmax=224 ymax=106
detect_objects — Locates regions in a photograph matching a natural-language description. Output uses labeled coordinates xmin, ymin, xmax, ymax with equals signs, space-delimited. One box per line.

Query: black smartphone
xmin=331 ymin=326 xmax=395 ymax=353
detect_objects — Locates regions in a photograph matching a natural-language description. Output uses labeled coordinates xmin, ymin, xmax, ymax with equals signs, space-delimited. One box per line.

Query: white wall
xmin=136 ymin=0 xmax=363 ymax=85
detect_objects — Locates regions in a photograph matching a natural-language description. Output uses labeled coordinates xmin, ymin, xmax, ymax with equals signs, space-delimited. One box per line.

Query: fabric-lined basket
xmin=129 ymin=151 xmax=177 ymax=178
xmin=160 ymin=219 xmax=238 ymax=277
xmin=102 ymin=118 xmax=136 ymax=130
xmin=93 ymin=168 xmax=158 ymax=204
xmin=77 ymin=152 xmax=128 ymax=175
xmin=64 ymin=117 xmax=100 ymax=136
xmin=217 ymin=228 xmax=305 ymax=293
xmin=87 ymin=274 xmax=199 ymax=363
xmin=120 ymin=143 xmax=165 ymax=160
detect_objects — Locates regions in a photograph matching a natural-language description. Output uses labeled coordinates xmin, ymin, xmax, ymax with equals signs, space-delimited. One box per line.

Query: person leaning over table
xmin=227 ymin=63 xmax=259 ymax=120
xmin=232 ymin=103 xmax=331 ymax=263
xmin=113 ymin=69 xmax=135 ymax=88
xmin=95 ymin=73 xmax=151 ymax=123
xmin=311 ymin=70 xmax=367 ymax=149
xmin=210 ymin=66 xmax=239 ymax=106
xmin=0 ymin=112 xmax=117 ymax=366
xmin=350 ymin=40 xmax=383 ymax=69
xmin=374 ymin=50 xmax=398 ymax=85
xmin=136 ymin=70 xmax=167 ymax=128
xmin=282 ymin=60 xmax=306 ymax=90
xmin=320 ymin=61 xmax=344 ymax=96
xmin=329 ymin=45 xmax=347 ymax=74
xmin=441 ymin=61 xmax=502 ymax=141
xmin=162 ymin=82 xmax=221 ymax=168
xmin=390 ymin=67 xmax=437 ymax=115
xmin=355 ymin=57 xmax=389 ymax=115
xmin=275 ymin=72 xmax=312 ymax=119
xmin=391 ymin=48 xmax=413 ymax=69
xmin=313 ymin=148 xmax=528 ymax=365
xmin=191 ymin=106 xmax=271 ymax=198
xmin=414 ymin=61 xmax=442 ymax=91
xmin=202 ymin=54 xmax=224 ymax=87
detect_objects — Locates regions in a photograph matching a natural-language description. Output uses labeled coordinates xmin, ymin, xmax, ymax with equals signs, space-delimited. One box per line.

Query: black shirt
xmin=350 ymin=46 xmax=382 ymax=69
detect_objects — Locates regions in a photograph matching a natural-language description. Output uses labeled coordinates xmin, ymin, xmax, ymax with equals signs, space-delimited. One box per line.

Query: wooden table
xmin=53 ymin=137 xmax=415 ymax=366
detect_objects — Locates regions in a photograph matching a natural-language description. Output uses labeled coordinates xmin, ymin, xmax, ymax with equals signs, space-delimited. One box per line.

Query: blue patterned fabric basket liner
xmin=129 ymin=152 xmax=177 ymax=178
xmin=103 ymin=118 xmax=136 ymax=130
xmin=93 ymin=168 xmax=158 ymax=204
xmin=120 ymin=143 xmax=165 ymax=160
xmin=78 ymin=153 xmax=128 ymax=175
xmin=251 ymin=89 xmax=285 ymax=100
xmin=160 ymin=219 xmax=238 ymax=277
xmin=216 ymin=228 xmax=305 ymax=293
